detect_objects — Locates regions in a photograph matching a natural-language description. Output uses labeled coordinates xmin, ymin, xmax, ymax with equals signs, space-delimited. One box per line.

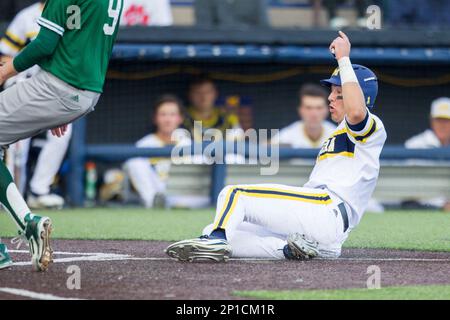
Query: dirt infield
xmin=0 ymin=239 xmax=449 ymax=300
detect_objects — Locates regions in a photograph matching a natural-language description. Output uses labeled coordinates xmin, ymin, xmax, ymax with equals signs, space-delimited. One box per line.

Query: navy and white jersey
xmin=305 ymin=110 xmax=387 ymax=229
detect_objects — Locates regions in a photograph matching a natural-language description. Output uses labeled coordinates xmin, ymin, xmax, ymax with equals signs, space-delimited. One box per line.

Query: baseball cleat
xmin=24 ymin=216 xmax=54 ymax=271
xmin=27 ymin=193 xmax=65 ymax=210
xmin=165 ymin=236 xmax=232 ymax=262
xmin=0 ymin=243 xmax=13 ymax=270
xmin=285 ymin=233 xmax=319 ymax=261
xmin=152 ymin=192 xmax=167 ymax=209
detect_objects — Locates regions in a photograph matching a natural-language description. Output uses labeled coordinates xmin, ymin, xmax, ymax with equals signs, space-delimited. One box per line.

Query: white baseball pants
xmin=204 ymin=184 xmax=350 ymax=259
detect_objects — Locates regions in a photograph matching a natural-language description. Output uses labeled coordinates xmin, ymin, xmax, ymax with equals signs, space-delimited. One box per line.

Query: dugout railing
xmin=69 ymin=120 xmax=450 ymax=207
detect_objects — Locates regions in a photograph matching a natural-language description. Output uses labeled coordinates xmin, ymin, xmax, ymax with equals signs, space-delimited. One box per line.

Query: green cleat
xmin=24 ymin=215 xmax=54 ymax=272
xmin=0 ymin=243 xmax=13 ymax=270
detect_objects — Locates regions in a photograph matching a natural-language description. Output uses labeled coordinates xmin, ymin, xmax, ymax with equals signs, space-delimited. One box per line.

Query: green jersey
xmin=37 ymin=0 xmax=123 ymax=92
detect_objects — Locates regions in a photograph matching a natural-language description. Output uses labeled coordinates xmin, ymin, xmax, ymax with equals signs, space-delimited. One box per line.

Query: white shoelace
xmin=11 ymin=232 xmax=28 ymax=250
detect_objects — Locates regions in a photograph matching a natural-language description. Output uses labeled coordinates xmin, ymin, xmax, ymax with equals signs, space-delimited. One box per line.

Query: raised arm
xmin=329 ymin=31 xmax=367 ymax=125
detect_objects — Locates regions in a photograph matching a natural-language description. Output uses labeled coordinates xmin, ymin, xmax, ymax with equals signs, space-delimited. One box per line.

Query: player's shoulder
xmin=217 ymin=108 xmax=240 ymax=127
xmin=276 ymin=121 xmax=302 ymax=143
xmin=280 ymin=121 xmax=301 ymax=134
xmin=323 ymin=121 xmax=338 ymax=134
xmin=344 ymin=110 xmax=386 ymax=144
xmin=136 ymin=133 xmax=160 ymax=147
xmin=405 ymin=130 xmax=439 ymax=149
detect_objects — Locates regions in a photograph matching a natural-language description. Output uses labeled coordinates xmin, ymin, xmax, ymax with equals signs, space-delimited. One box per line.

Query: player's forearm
xmin=338 ymin=57 xmax=367 ymax=125
xmin=13 ymin=27 xmax=60 ymax=73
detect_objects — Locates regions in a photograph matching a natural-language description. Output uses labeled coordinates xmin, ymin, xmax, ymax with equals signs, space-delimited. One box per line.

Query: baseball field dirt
xmin=0 ymin=239 xmax=449 ymax=300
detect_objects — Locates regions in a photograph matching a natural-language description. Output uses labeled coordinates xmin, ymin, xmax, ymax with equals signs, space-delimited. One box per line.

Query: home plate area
xmin=0 ymin=239 xmax=449 ymax=300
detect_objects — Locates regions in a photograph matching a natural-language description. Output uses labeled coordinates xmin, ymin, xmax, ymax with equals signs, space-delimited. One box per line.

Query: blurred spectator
xmin=184 ymin=77 xmax=242 ymax=141
xmin=0 ymin=0 xmax=37 ymax=22
xmin=405 ymin=97 xmax=450 ymax=211
xmin=120 ymin=0 xmax=173 ymax=27
xmin=406 ymin=98 xmax=450 ymax=148
xmin=222 ymin=95 xmax=254 ymax=131
xmin=124 ymin=95 xmax=209 ymax=209
xmin=0 ymin=1 xmax=15 ymax=22
xmin=387 ymin=0 xmax=450 ymax=27
xmin=194 ymin=0 xmax=269 ymax=28
xmin=321 ymin=0 xmax=373 ymax=29
xmin=272 ymin=84 xmax=336 ymax=148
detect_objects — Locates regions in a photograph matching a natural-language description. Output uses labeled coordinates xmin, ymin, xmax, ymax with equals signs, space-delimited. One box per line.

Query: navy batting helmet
xmin=320 ymin=64 xmax=378 ymax=109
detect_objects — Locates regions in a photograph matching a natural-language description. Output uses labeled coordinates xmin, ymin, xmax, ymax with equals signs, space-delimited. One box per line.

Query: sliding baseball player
xmin=166 ymin=31 xmax=387 ymax=261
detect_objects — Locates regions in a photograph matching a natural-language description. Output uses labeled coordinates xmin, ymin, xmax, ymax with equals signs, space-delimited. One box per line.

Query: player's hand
xmin=329 ymin=31 xmax=351 ymax=60
xmin=0 ymin=63 xmax=6 ymax=86
xmin=0 ymin=58 xmax=18 ymax=86
xmin=51 ymin=124 xmax=69 ymax=138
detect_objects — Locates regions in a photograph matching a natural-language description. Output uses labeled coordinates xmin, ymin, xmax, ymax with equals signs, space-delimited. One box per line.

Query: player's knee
xmin=219 ymin=185 xmax=235 ymax=198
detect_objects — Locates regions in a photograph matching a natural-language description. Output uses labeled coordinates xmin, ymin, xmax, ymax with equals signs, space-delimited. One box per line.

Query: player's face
xmin=299 ymin=95 xmax=329 ymax=127
xmin=328 ymin=85 xmax=345 ymax=123
xmin=154 ymin=102 xmax=184 ymax=135
xmin=189 ymin=83 xmax=218 ymax=113
xmin=431 ymin=118 xmax=450 ymax=146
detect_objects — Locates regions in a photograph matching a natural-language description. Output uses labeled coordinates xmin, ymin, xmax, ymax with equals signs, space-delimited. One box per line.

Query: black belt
xmin=337 ymin=203 xmax=349 ymax=233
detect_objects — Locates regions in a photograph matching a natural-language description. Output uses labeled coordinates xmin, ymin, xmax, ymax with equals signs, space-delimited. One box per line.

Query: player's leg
xmin=203 ymin=222 xmax=287 ymax=259
xmin=0 ymin=71 xmax=98 ymax=271
xmin=5 ymin=138 xmax=31 ymax=195
xmin=0 ymin=149 xmax=52 ymax=271
xmin=125 ymin=158 xmax=166 ymax=208
xmin=166 ymin=184 xmax=344 ymax=262
xmin=211 ymin=184 xmax=340 ymax=245
xmin=0 ymin=241 xmax=13 ymax=270
xmin=28 ymin=125 xmax=73 ymax=209
xmin=0 ymin=71 xmax=99 ymax=147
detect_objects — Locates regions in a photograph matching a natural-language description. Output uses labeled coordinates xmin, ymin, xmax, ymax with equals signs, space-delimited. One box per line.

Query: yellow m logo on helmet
xmin=332 ymin=68 xmax=340 ymax=77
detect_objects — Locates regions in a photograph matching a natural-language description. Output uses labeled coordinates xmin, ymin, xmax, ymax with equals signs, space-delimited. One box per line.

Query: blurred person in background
xmin=387 ymin=0 xmax=450 ymax=27
xmin=120 ymin=0 xmax=173 ymax=26
xmin=194 ymin=0 xmax=269 ymax=28
xmin=184 ymin=76 xmax=243 ymax=142
xmin=321 ymin=0 xmax=373 ymax=29
xmin=125 ymin=95 xmax=209 ymax=209
xmin=405 ymin=97 xmax=450 ymax=211
xmin=0 ymin=1 xmax=68 ymax=209
xmin=0 ymin=0 xmax=37 ymax=22
xmin=406 ymin=98 xmax=450 ymax=148
xmin=0 ymin=0 xmax=15 ymax=22
xmin=272 ymin=84 xmax=336 ymax=149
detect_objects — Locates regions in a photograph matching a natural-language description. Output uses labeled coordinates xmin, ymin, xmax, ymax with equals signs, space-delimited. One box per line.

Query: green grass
xmin=235 ymin=285 xmax=450 ymax=300
xmin=0 ymin=208 xmax=213 ymax=241
xmin=0 ymin=209 xmax=449 ymax=251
